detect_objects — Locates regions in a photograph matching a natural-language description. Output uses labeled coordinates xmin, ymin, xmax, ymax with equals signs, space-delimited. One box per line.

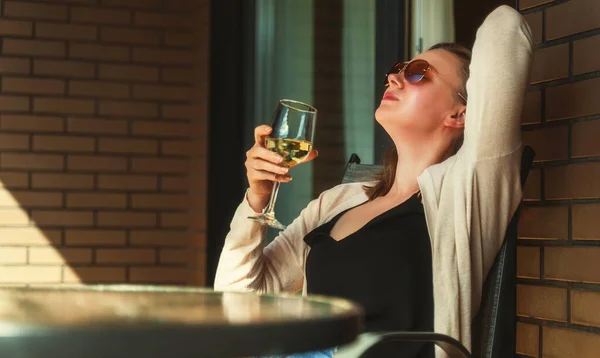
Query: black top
xmin=304 ymin=193 xmax=434 ymax=357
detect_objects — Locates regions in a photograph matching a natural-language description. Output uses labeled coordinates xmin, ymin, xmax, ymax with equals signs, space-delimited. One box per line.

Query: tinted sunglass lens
xmin=404 ymin=61 xmax=428 ymax=83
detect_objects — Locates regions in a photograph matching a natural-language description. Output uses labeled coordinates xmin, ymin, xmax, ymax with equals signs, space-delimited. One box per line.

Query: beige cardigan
xmin=214 ymin=5 xmax=533 ymax=357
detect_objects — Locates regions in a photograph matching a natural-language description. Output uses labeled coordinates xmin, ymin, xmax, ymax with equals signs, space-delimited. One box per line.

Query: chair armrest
xmin=335 ymin=331 xmax=471 ymax=358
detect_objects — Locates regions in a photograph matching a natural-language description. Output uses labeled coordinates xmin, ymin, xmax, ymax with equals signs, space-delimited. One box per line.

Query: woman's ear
xmin=444 ymin=109 xmax=466 ymax=129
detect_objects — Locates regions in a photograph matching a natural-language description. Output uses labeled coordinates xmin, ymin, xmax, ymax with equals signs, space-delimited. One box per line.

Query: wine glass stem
xmin=263 ymin=181 xmax=281 ymax=218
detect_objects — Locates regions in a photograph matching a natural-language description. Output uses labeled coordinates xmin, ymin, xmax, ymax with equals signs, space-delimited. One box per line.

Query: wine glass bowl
xmin=248 ymin=99 xmax=317 ymax=230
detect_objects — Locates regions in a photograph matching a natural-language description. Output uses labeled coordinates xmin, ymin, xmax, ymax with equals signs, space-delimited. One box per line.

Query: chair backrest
xmin=340 ymin=146 xmax=536 ymax=358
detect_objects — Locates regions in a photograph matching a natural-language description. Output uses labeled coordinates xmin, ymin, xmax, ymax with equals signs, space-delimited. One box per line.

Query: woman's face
xmin=375 ymin=49 xmax=467 ymax=143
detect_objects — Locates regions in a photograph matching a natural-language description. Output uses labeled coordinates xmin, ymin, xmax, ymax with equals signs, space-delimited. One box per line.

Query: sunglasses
xmin=384 ymin=59 xmax=467 ymax=104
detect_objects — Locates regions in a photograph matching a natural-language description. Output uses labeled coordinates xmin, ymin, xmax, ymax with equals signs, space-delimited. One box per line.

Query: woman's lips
xmin=382 ymin=92 xmax=399 ymax=101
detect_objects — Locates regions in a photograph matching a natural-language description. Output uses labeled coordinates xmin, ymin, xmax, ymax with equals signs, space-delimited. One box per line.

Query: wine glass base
xmin=248 ymin=214 xmax=287 ymax=230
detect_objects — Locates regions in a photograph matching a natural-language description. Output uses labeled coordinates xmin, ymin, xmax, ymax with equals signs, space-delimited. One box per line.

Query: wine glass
xmin=248 ymin=99 xmax=317 ymax=230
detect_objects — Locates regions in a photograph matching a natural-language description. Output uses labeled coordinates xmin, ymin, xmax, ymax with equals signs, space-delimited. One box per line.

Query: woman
xmin=215 ymin=5 xmax=533 ymax=358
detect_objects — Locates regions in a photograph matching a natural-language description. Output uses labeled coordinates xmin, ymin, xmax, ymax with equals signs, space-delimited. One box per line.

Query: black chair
xmin=338 ymin=146 xmax=535 ymax=358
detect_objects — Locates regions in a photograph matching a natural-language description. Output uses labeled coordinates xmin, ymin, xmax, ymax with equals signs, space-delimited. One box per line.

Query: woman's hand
xmin=245 ymin=125 xmax=317 ymax=212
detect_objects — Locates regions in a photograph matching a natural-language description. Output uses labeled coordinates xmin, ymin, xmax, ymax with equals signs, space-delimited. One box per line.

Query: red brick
xmin=0 ymin=209 xmax=30 ymax=225
xmin=161 ymin=176 xmax=189 ymax=191
xmin=545 ymin=247 xmax=600 ymax=283
xmin=0 ymin=189 xmax=62 ymax=208
xmin=160 ymin=213 xmax=188 ymax=228
xmin=99 ymin=64 xmax=159 ymax=82
xmin=3 ymin=77 xmax=65 ymax=95
xmin=574 ymin=35 xmax=600 ymax=75
xmin=101 ymin=0 xmax=160 ymax=8
xmin=517 ymin=246 xmax=540 ymax=279
xmin=34 ymin=98 xmax=94 ymax=115
xmin=3 ymin=39 xmax=65 ymax=57
xmin=67 ymin=193 xmax=126 ymax=208
xmin=71 ymin=7 xmax=131 ymax=25
xmin=2 ymin=153 xmax=63 ymax=170
xmin=159 ymin=248 xmax=194 ymax=264
xmin=101 ymin=27 xmax=160 ymax=45
xmin=0 ymin=58 xmax=30 ymax=75
xmin=29 ymin=247 xmax=92 ymax=264
xmin=133 ymin=84 xmax=191 ymax=101
xmin=543 ymin=326 xmax=600 ymax=358
xmin=133 ymin=48 xmax=194 ymax=65
xmin=68 ymin=155 xmax=127 ymax=172
xmin=32 ymin=210 xmax=93 ymax=227
xmin=573 ymin=204 xmax=600 ymax=241
xmin=0 ymin=266 xmax=61 ymax=284
xmin=546 ymin=0 xmax=600 ymax=40
xmin=97 ymin=212 xmax=157 ymax=228
xmin=519 ymin=0 xmax=552 ymax=10
xmin=69 ymin=43 xmax=129 ymax=62
xmin=69 ymin=80 xmax=129 ymax=99
xmin=35 ymin=22 xmax=97 ymax=41
xmin=67 ymin=117 xmax=127 ymax=135
xmin=34 ymin=59 xmax=95 ymax=78
xmin=572 ymin=120 xmax=600 ymax=158
xmin=1 ymin=114 xmax=64 ymax=133
xmin=0 ymin=228 xmax=61 ymax=245
xmin=0 ymin=95 xmax=30 ymax=111
xmin=134 ymin=12 xmax=192 ymax=29
xmin=65 ymin=229 xmax=126 ymax=246
xmin=0 ymin=172 xmax=29 ymax=188
xmin=517 ymin=284 xmax=567 ymax=322
xmin=523 ymin=11 xmax=542 ymax=45
xmin=98 ymin=138 xmax=157 ymax=154
xmin=0 ymin=133 xmax=28 ymax=150
xmin=161 ymin=140 xmax=195 ymax=156
xmin=97 ymin=174 xmax=158 ymax=191
xmin=530 ymin=44 xmax=569 ymax=84
xmin=132 ymin=121 xmax=190 ymax=138
xmin=0 ymin=19 xmax=33 ymax=36
xmin=523 ymin=167 xmax=541 ymax=201
xmin=161 ymin=68 xmax=193 ymax=84
xmin=163 ymin=0 xmax=196 ymax=11
xmin=63 ymin=266 xmax=126 ymax=283
xmin=4 ymin=1 xmax=68 ymax=20
xmin=96 ymin=248 xmax=155 ymax=264
xmin=571 ymin=290 xmax=600 ymax=328
xmin=99 ymin=100 xmax=158 ymax=118
xmin=0 ymin=247 xmax=27 ymax=264
xmin=32 ymin=173 xmax=93 ymax=189
xmin=33 ymin=135 xmax=94 ymax=152
xmin=164 ymin=31 xmax=193 ymax=47
xmin=546 ymin=78 xmax=600 ymax=121
xmin=546 ymin=163 xmax=600 ymax=199
xmin=129 ymin=230 xmax=187 ymax=246
xmin=521 ymin=125 xmax=568 ymax=162
xmin=162 ymin=104 xmax=199 ymax=120
xmin=132 ymin=157 xmax=188 ymax=173
xmin=129 ymin=267 xmax=191 ymax=283
xmin=516 ymin=322 xmax=539 ymax=357
xmin=132 ymin=194 xmax=188 ymax=210
xmin=518 ymin=205 xmax=568 ymax=240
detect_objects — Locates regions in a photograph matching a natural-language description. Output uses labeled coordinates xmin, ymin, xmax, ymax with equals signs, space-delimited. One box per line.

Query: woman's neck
xmin=386 ymin=137 xmax=453 ymax=199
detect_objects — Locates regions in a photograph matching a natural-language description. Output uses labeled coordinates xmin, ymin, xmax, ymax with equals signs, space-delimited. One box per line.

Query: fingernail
xmin=274 ymin=155 xmax=283 ymax=163
xmin=314 ymin=149 xmax=319 ymax=157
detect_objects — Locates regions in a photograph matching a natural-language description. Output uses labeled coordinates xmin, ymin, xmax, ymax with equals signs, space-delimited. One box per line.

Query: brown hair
xmin=365 ymin=43 xmax=472 ymax=200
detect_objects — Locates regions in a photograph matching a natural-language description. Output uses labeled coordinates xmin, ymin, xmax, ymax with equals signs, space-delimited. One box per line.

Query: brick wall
xmin=517 ymin=0 xmax=600 ymax=356
xmin=0 ymin=0 xmax=209 ymax=286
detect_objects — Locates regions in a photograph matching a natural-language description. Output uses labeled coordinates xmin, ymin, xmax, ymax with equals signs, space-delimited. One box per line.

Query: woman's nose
xmin=387 ymin=72 xmax=404 ymax=88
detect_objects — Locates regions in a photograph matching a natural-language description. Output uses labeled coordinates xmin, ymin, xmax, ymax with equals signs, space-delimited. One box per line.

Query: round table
xmin=0 ymin=285 xmax=363 ymax=358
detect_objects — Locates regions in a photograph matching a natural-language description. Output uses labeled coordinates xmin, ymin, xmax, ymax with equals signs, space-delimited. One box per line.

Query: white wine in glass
xmin=248 ymin=99 xmax=317 ymax=230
